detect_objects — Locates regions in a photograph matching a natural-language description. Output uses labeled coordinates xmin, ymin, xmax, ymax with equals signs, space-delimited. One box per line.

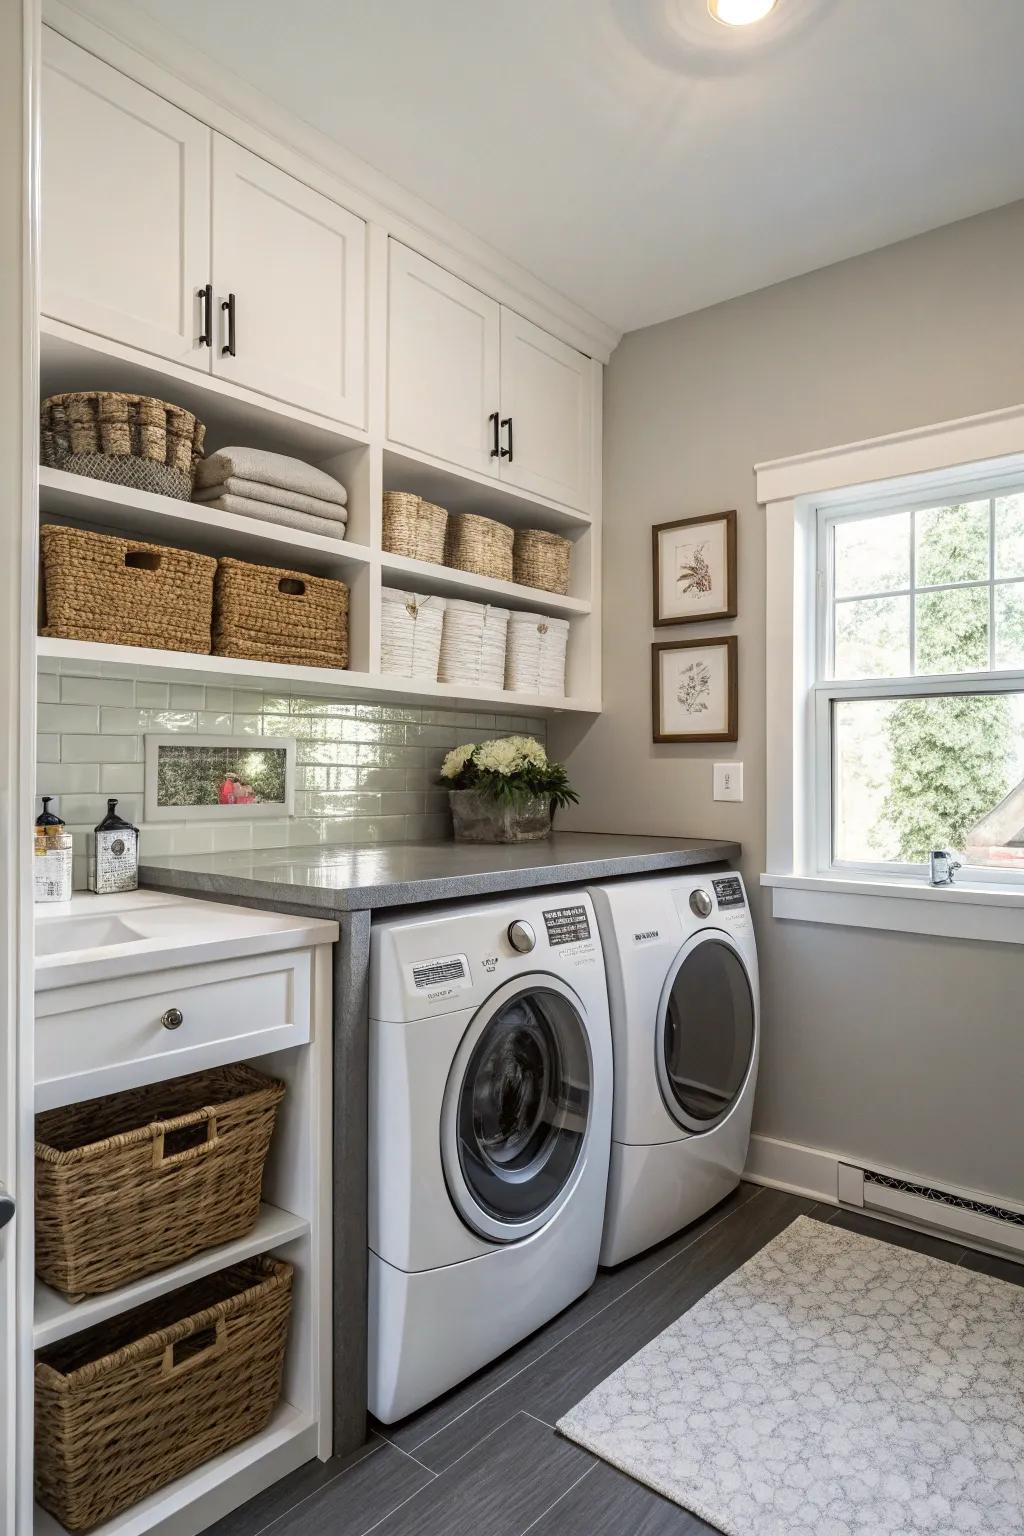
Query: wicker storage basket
xmin=437 ymin=599 xmax=510 ymax=690
xmin=513 ymin=528 xmax=572 ymax=596
xmin=41 ymin=391 xmax=205 ymax=501
xmin=444 ymin=511 xmax=514 ymax=582
xmin=213 ymin=557 xmax=349 ymax=669
xmin=40 ymin=524 xmax=216 ymax=654
xmin=35 ymin=1257 xmax=292 ymax=1532
xmin=380 ymin=587 xmax=446 ymax=680
xmin=505 ymin=611 xmax=570 ymax=697
xmin=382 ymin=491 xmax=448 ymax=565
xmin=35 ymin=1064 xmax=285 ymax=1298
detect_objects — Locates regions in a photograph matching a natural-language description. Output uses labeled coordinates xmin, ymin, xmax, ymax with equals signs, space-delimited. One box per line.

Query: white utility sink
xmin=34 ymin=891 xmax=339 ymax=991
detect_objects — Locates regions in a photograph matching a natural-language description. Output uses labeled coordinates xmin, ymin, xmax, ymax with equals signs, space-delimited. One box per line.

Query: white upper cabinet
xmin=387 ymin=243 xmax=501 ymax=478
xmin=386 ymin=244 xmax=592 ymax=510
xmin=211 ymin=138 xmax=366 ymax=427
xmin=498 ymin=309 xmax=591 ymax=510
xmin=41 ymin=31 xmax=211 ymax=369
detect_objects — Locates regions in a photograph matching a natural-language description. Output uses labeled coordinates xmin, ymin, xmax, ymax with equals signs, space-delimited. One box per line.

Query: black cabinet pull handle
xmin=489 ymin=411 xmax=500 ymax=458
xmin=0 ymin=1190 xmax=14 ymax=1233
xmin=198 ymin=284 xmax=213 ymax=347
xmin=221 ymin=293 xmax=236 ymax=357
xmin=500 ymin=416 xmax=513 ymax=463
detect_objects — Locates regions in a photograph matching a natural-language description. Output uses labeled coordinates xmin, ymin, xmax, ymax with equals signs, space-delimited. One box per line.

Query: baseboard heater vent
xmin=837 ymin=1161 xmax=1024 ymax=1258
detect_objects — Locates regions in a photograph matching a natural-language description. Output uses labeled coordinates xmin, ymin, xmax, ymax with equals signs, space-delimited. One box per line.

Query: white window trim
xmin=758 ymin=400 xmax=1024 ymax=943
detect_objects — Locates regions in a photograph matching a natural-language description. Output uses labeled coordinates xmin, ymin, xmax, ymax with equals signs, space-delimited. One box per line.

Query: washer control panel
xmin=542 ymin=903 xmax=592 ymax=946
xmin=712 ymin=875 xmax=746 ymax=910
xmin=689 ymin=888 xmax=713 ymax=918
xmin=506 ymin=919 xmax=537 ymax=953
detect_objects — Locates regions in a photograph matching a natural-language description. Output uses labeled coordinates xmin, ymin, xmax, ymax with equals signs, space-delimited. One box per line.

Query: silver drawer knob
xmin=507 ymin=920 xmax=536 ymax=954
xmin=161 ymin=1007 xmax=184 ymax=1031
xmin=689 ymin=889 xmax=713 ymax=919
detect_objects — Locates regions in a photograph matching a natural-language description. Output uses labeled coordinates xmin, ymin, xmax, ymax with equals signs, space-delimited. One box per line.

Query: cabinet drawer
xmin=35 ymin=949 xmax=313 ymax=1110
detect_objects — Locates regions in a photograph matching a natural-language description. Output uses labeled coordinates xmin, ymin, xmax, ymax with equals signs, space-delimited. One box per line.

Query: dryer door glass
xmin=660 ymin=937 xmax=755 ymax=1133
xmin=456 ymin=988 xmax=591 ymax=1226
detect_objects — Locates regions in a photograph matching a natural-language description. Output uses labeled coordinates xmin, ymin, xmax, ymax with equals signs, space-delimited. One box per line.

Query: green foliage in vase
xmin=438 ymin=736 xmax=579 ymax=809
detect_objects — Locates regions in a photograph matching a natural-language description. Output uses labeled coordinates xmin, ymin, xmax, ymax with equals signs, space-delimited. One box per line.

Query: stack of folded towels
xmin=194 ymin=446 xmax=348 ymax=540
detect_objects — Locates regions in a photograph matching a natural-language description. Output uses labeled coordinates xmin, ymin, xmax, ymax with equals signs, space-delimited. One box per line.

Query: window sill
xmin=761 ymin=872 xmax=1024 ymax=945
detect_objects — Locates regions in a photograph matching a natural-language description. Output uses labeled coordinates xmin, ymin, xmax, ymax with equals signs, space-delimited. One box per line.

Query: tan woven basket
xmin=213 ymin=556 xmax=349 ymax=669
xmin=513 ymin=528 xmax=572 ymax=595
xmin=35 ymin=1256 xmax=292 ymax=1532
xmin=445 ymin=511 xmax=514 ymax=582
xmin=382 ymin=491 xmax=448 ymax=564
xmin=35 ymin=1064 xmax=285 ymax=1298
xmin=41 ymin=391 xmax=205 ymax=501
xmin=40 ymin=524 xmax=216 ymax=654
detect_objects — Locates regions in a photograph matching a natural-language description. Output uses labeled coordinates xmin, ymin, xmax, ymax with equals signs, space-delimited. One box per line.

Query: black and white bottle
xmin=88 ymin=798 xmax=139 ymax=895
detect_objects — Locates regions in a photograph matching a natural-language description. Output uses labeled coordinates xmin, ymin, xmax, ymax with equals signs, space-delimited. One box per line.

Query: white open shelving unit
xmin=38 ymin=315 xmax=602 ymax=715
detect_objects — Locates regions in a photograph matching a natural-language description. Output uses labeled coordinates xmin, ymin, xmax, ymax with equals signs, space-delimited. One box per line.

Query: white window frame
xmin=758 ymin=400 xmax=1024 ymax=944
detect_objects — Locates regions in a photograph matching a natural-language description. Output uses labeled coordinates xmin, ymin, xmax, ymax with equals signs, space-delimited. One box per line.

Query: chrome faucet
xmin=929 ymin=850 xmax=962 ymax=886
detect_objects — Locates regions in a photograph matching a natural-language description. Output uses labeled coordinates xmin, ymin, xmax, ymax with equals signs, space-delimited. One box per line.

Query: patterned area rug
xmin=558 ymin=1215 xmax=1024 ymax=1536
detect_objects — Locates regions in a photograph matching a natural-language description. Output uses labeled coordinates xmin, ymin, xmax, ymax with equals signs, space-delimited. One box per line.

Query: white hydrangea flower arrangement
xmin=439 ymin=735 xmax=578 ymax=810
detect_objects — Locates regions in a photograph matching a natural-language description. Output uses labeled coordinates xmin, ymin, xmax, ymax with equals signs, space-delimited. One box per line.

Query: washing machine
xmin=587 ymin=870 xmax=759 ymax=1267
xmin=368 ymin=889 xmax=613 ymax=1423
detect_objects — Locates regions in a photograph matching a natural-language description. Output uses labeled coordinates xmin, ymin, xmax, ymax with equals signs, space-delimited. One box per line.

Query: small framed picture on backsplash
xmin=143 ymin=734 xmax=296 ymax=821
xmin=652 ymin=636 xmax=738 ymax=744
xmin=652 ymin=510 xmax=737 ymax=625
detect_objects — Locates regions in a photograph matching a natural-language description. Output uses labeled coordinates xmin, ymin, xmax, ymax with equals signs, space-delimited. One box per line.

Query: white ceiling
xmin=127 ymin=0 xmax=1024 ymax=334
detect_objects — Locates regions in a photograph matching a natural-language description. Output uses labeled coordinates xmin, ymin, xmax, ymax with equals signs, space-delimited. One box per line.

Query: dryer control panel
xmin=712 ymin=875 xmax=745 ymax=910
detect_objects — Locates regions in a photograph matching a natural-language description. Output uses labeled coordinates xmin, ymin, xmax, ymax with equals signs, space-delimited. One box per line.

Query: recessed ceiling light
xmin=708 ymin=0 xmax=778 ymax=25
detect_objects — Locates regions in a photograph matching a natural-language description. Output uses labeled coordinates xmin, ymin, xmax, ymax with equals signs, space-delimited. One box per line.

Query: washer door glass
xmin=455 ymin=987 xmax=591 ymax=1229
xmin=658 ymin=936 xmax=755 ymax=1133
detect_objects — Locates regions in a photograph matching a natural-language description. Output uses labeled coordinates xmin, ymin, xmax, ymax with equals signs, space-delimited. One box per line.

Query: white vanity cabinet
xmin=386 ymin=242 xmax=593 ymax=510
xmin=41 ymin=30 xmax=211 ymax=369
xmin=41 ymin=33 xmax=367 ymax=428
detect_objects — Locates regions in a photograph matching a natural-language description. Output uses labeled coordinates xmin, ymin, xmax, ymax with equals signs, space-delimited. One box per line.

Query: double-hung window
xmin=816 ymin=483 xmax=1024 ymax=883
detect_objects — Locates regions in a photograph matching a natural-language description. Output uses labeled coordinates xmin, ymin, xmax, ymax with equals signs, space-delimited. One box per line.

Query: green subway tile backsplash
xmin=36 ymin=662 xmax=546 ymax=889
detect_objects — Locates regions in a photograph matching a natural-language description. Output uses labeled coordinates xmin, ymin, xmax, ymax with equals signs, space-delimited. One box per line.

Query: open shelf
xmin=39 ymin=468 xmax=372 ymax=578
xmin=383 ymin=443 xmax=591 ymax=533
xmin=380 ymin=549 xmax=590 ymax=616
xmin=38 ymin=636 xmax=597 ymax=714
xmin=41 ymin=319 xmax=368 ymax=466
xmin=34 ymin=1400 xmax=317 ymax=1536
xmin=34 ymin=1203 xmax=309 ymax=1349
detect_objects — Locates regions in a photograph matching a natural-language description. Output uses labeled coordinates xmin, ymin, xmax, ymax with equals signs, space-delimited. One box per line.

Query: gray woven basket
xmin=41 ymin=392 xmax=206 ymax=501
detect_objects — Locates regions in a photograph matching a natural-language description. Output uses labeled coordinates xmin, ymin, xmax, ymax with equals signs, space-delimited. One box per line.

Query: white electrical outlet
xmin=713 ymin=763 xmax=743 ymax=801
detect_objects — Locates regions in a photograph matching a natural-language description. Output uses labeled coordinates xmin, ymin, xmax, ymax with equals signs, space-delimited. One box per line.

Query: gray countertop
xmin=139 ymin=832 xmax=740 ymax=912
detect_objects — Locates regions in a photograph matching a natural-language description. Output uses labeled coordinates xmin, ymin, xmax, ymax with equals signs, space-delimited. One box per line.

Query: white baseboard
xmin=743 ymin=1134 xmax=840 ymax=1205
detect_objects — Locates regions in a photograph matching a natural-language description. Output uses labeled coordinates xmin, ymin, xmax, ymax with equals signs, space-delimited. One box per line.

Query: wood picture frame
xmin=652 ymin=510 xmax=737 ymax=626
xmin=652 ymin=636 xmax=738 ymax=743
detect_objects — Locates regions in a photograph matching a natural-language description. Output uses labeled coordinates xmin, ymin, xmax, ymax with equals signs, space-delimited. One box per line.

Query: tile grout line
xmin=372 ymin=1432 xmax=439 ymax=1475
xmin=409 ymin=1186 xmax=766 ymax=1455
xmin=231 ymin=1436 xmax=388 ymax=1536
xmin=516 ymin=1462 xmax=598 ymax=1536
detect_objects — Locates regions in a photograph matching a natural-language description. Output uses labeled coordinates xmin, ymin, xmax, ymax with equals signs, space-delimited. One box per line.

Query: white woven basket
xmin=504 ymin=611 xmax=570 ymax=697
xmin=437 ymin=599 xmax=510 ymax=689
xmin=380 ymin=587 xmax=446 ymax=680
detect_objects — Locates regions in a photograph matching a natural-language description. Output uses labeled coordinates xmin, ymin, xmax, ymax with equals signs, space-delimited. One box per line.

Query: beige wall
xmin=551 ymin=199 xmax=1024 ymax=1201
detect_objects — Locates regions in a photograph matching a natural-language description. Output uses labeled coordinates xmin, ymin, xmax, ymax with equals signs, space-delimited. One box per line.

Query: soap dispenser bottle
xmin=34 ymin=796 xmax=73 ymax=904
xmin=88 ymin=798 xmax=139 ymax=895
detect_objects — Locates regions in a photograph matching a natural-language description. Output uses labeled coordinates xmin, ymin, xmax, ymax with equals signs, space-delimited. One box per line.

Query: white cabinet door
xmin=41 ymin=30 xmax=211 ymax=369
xmin=498 ymin=309 xmax=592 ymax=510
xmin=387 ymin=243 xmax=501 ymax=477
xmin=212 ymin=138 xmax=366 ymax=427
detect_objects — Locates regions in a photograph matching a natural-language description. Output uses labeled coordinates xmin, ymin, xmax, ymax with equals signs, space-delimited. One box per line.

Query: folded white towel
xmin=194 ymin=477 xmax=348 ymax=523
xmin=201 ymin=493 xmax=347 ymax=541
xmin=195 ymin=446 xmax=348 ymax=505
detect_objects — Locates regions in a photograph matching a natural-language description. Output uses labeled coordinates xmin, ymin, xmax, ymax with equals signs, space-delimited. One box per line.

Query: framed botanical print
xmin=144 ymin=734 xmax=296 ymax=821
xmin=652 ymin=636 xmax=738 ymax=743
xmin=652 ymin=510 xmax=737 ymax=625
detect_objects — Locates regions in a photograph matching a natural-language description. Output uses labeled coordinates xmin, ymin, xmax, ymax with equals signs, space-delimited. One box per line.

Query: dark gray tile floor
xmin=208 ymin=1186 xmax=1020 ymax=1536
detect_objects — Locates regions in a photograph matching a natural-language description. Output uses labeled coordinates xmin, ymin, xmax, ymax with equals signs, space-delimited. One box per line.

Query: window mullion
xmin=989 ymin=496 xmax=996 ymax=672
xmin=909 ymin=506 xmax=916 ymax=674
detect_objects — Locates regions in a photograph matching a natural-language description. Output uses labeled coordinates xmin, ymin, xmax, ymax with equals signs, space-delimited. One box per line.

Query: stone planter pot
xmin=448 ymin=788 xmax=553 ymax=843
